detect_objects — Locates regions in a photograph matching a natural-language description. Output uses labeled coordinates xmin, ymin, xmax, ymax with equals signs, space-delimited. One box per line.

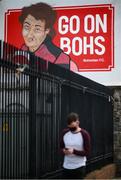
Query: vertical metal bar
xmin=0 ymin=41 xmax=2 ymax=178
xmin=26 ymin=52 xmax=29 ymax=179
xmin=42 ymin=77 xmax=44 ymax=171
xmin=16 ymin=49 xmax=18 ymax=178
xmin=17 ymin=47 xmax=21 ymax=178
xmin=3 ymin=41 xmax=7 ymax=178
xmin=51 ymin=79 xmax=53 ymax=169
xmin=39 ymin=77 xmax=43 ymax=175
xmin=53 ymin=78 xmax=56 ymax=169
xmin=2 ymin=42 xmax=5 ymax=178
xmin=44 ymin=78 xmax=46 ymax=171
xmin=25 ymin=52 xmax=29 ymax=179
xmin=29 ymin=54 xmax=36 ymax=178
xmin=4 ymin=43 xmax=8 ymax=178
xmin=58 ymin=81 xmax=62 ymax=168
xmin=9 ymin=44 xmax=13 ymax=178
xmin=23 ymin=50 xmax=26 ymax=178
xmin=45 ymin=78 xmax=47 ymax=170
xmin=6 ymin=44 xmax=10 ymax=178
xmin=13 ymin=46 xmax=17 ymax=178
xmin=23 ymin=51 xmax=26 ymax=178
xmin=1 ymin=63 xmax=3 ymax=179
xmin=11 ymin=45 xmax=16 ymax=178
xmin=2 ymin=62 xmax=4 ymax=178
xmin=17 ymin=49 xmax=21 ymax=178
xmin=20 ymin=49 xmax=22 ymax=178
xmin=8 ymin=44 xmax=10 ymax=179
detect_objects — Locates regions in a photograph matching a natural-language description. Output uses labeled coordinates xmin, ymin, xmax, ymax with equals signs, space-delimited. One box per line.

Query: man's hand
xmin=63 ymin=148 xmax=74 ymax=155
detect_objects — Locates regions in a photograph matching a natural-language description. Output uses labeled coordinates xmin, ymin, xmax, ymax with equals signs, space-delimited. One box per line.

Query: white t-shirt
xmin=63 ymin=131 xmax=86 ymax=169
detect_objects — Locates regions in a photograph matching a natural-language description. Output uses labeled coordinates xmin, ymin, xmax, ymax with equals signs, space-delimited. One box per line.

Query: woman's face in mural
xmin=22 ymin=14 xmax=50 ymax=52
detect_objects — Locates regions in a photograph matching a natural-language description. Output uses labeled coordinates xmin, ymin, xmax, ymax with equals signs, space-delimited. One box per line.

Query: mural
xmin=4 ymin=3 xmax=114 ymax=72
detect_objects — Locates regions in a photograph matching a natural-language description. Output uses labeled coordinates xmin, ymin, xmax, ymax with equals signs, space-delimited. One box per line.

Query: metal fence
xmin=0 ymin=41 xmax=113 ymax=179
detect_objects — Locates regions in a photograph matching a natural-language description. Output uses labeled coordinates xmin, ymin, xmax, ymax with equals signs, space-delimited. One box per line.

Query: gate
xmin=0 ymin=41 xmax=113 ymax=178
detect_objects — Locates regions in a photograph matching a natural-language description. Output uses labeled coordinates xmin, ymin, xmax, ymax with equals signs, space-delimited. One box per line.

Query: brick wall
xmin=113 ymin=87 xmax=121 ymax=176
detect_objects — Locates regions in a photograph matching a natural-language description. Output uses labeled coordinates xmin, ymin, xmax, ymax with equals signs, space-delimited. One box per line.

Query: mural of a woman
xmin=19 ymin=2 xmax=78 ymax=70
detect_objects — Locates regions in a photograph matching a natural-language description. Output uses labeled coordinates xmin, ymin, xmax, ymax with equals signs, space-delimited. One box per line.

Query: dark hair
xmin=67 ymin=112 xmax=79 ymax=125
xmin=19 ymin=2 xmax=57 ymax=38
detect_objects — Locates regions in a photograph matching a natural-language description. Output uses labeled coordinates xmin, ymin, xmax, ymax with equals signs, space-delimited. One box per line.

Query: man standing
xmin=60 ymin=112 xmax=91 ymax=179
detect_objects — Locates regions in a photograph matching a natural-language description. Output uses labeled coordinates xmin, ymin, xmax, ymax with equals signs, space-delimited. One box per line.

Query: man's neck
xmin=75 ymin=127 xmax=81 ymax=132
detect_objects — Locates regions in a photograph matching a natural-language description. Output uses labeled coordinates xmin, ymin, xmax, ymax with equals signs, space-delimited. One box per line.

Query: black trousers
xmin=62 ymin=166 xmax=86 ymax=179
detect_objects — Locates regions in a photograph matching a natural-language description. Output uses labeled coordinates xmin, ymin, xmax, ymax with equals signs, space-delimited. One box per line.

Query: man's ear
xmin=45 ymin=28 xmax=50 ymax=35
xmin=77 ymin=119 xmax=80 ymax=125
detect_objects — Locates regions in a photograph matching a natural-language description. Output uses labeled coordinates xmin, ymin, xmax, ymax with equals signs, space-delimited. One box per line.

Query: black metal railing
xmin=0 ymin=40 xmax=113 ymax=178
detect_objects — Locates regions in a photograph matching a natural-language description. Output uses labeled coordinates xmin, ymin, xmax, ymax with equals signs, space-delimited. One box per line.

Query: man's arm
xmin=73 ymin=129 xmax=91 ymax=157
